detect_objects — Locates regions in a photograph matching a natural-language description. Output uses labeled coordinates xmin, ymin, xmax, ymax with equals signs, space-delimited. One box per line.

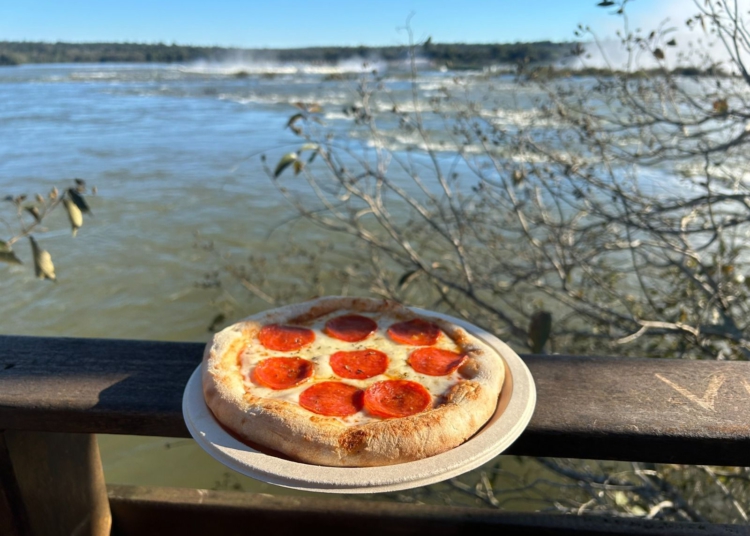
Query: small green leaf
xmin=666 ymin=39 xmax=677 ymax=46
xmin=653 ymin=48 xmax=665 ymax=60
xmin=299 ymin=144 xmax=320 ymax=163
xmin=29 ymin=236 xmax=56 ymax=281
xmin=528 ymin=311 xmax=552 ymax=353
xmin=63 ymin=198 xmax=83 ymax=237
xmin=208 ymin=313 xmax=226 ymax=332
xmin=713 ymin=98 xmax=729 ymax=115
xmin=293 ymin=160 xmax=304 ymax=175
xmin=597 ymin=0 xmax=615 ymax=6
xmin=67 ymin=188 xmax=92 ymax=215
xmin=0 ymin=251 xmax=22 ymax=264
xmin=274 ymin=153 xmax=298 ymax=177
xmin=0 ymin=241 xmax=22 ymax=265
xmin=286 ymin=113 xmax=303 ymax=129
xmin=293 ymin=102 xmax=321 ymax=113
xmin=24 ymin=206 xmax=41 ymax=223
xmin=398 ymin=269 xmax=422 ymax=289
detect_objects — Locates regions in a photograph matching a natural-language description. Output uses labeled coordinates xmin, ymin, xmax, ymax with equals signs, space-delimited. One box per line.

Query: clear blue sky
xmin=0 ymin=1 xmax=677 ymax=48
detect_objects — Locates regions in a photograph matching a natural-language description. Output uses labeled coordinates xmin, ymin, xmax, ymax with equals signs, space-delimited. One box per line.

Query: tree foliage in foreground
xmin=205 ymin=0 xmax=750 ymax=523
xmin=266 ymin=0 xmax=750 ymax=363
xmin=0 ymin=180 xmax=95 ymax=281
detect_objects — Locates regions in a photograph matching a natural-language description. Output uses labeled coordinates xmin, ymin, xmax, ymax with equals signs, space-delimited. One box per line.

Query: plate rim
xmin=182 ymin=309 xmax=536 ymax=493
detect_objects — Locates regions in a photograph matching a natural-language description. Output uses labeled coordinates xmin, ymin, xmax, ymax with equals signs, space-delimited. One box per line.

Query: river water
xmin=0 ymin=61 xmax=597 ymax=504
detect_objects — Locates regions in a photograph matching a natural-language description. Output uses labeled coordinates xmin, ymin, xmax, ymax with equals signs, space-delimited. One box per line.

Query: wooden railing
xmin=0 ymin=335 xmax=749 ymax=535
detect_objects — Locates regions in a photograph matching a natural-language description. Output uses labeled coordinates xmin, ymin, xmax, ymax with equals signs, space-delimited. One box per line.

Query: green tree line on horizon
xmin=0 ymin=40 xmax=571 ymax=69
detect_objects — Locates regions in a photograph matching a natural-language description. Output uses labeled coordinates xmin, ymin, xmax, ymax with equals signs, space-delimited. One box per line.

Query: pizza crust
xmin=202 ymin=296 xmax=505 ymax=467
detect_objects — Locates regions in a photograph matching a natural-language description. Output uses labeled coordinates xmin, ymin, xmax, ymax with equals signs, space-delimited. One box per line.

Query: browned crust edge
xmin=202 ymin=296 xmax=504 ymax=467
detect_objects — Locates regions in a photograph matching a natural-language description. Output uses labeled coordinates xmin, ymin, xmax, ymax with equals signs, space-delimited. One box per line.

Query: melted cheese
xmin=239 ymin=311 xmax=464 ymax=425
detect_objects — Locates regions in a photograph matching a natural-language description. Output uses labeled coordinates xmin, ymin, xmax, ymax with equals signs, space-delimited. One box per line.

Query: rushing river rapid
xmin=0 ymin=61 xmax=607 ymax=502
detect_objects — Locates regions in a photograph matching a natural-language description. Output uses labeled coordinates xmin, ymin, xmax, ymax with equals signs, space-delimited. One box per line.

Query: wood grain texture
xmin=0 ymin=336 xmax=749 ymax=465
xmin=0 ymin=432 xmax=29 ymax=536
xmin=3 ymin=431 xmax=111 ymax=536
xmin=508 ymin=355 xmax=750 ymax=465
xmin=0 ymin=336 xmax=200 ymax=437
xmin=107 ymin=485 xmax=750 ymax=536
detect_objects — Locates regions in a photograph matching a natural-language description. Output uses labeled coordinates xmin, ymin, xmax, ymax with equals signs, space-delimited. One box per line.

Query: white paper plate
xmin=183 ymin=309 xmax=536 ymax=494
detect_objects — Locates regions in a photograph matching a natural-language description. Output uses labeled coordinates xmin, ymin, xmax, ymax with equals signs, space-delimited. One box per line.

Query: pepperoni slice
xmin=387 ymin=318 xmax=440 ymax=346
xmin=329 ymin=349 xmax=388 ymax=379
xmin=252 ymin=357 xmax=313 ymax=390
xmin=299 ymin=382 xmax=363 ymax=417
xmin=408 ymin=348 xmax=467 ymax=376
xmin=324 ymin=314 xmax=377 ymax=342
xmin=258 ymin=324 xmax=315 ymax=352
xmin=363 ymin=380 xmax=431 ymax=418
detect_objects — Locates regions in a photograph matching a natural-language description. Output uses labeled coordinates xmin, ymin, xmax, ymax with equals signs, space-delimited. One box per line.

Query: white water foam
xmin=179 ymin=56 xmax=388 ymax=77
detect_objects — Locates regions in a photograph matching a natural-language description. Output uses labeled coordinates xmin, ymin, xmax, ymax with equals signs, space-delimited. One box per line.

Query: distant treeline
xmin=522 ymin=65 xmax=730 ymax=79
xmin=0 ymin=42 xmax=223 ymax=65
xmin=0 ymin=40 xmax=573 ymax=69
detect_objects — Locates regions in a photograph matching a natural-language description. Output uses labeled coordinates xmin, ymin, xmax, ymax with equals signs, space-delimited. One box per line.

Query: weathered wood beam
xmin=0 ymin=335 xmax=749 ymax=465
xmin=0 ymin=432 xmax=29 ymax=536
xmin=0 ymin=431 xmax=111 ymax=536
xmin=107 ymin=484 xmax=749 ymax=536
xmin=511 ymin=355 xmax=750 ymax=466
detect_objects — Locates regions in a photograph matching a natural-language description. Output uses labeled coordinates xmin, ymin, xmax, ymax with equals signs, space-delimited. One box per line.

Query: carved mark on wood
xmin=655 ymin=373 xmax=726 ymax=412
xmin=743 ymin=379 xmax=750 ymax=397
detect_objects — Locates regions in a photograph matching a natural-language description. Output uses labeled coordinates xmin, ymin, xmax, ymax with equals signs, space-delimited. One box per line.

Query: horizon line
xmin=0 ymin=38 xmax=577 ymax=51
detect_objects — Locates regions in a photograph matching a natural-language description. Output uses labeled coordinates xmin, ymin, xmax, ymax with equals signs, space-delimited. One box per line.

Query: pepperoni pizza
xmin=202 ymin=297 xmax=505 ymax=467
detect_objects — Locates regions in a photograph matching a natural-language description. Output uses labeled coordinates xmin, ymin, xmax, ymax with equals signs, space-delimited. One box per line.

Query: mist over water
xmin=183 ymin=55 xmax=390 ymax=75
